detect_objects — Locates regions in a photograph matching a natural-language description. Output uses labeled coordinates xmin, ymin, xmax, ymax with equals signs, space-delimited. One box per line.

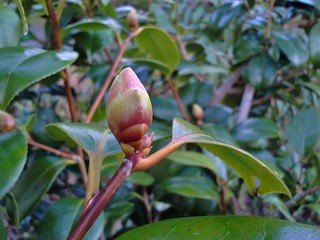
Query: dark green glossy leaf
xmin=171 ymin=118 xmax=291 ymax=197
xmin=309 ymin=22 xmax=320 ymax=67
xmin=151 ymin=97 xmax=182 ymax=121
xmin=61 ymin=18 xmax=120 ymax=38
xmin=234 ymin=35 xmax=263 ymax=64
xmin=134 ymin=27 xmax=180 ymax=74
xmin=129 ymin=172 xmax=155 ymax=186
xmin=272 ymin=30 xmax=309 ymax=66
xmin=210 ymin=3 xmax=243 ymax=32
xmin=116 ymin=216 xmax=320 ymax=240
xmin=243 ymin=55 xmax=277 ymax=89
xmin=8 ymin=157 xmax=73 ymax=220
xmin=0 ymin=47 xmax=78 ymax=110
xmin=286 ymin=108 xmax=320 ymax=157
xmin=46 ymin=122 xmax=120 ymax=157
xmin=37 ymin=198 xmax=105 ymax=240
xmin=0 ymin=130 xmax=27 ymax=200
xmin=233 ymin=118 xmax=279 ymax=142
xmin=0 ymin=6 xmax=21 ymax=47
xmin=178 ymin=65 xmax=228 ymax=75
xmin=167 ymin=150 xmax=216 ymax=174
xmin=203 ymin=105 xmax=233 ymax=125
xmin=161 ymin=176 xmax=218 ymax=200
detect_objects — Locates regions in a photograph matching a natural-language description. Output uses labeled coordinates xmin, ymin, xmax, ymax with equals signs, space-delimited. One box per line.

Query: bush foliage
xmin=1 ymin=0 xmax=320 ymax=239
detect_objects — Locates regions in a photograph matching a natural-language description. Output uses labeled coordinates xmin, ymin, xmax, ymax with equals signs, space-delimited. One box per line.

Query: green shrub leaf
xmin=0 ymin=130 xmax=27 ymax=200
xmin=37 ymin=198 xmax=105 ymax=240
xmin=116 ymin=216 xmax=320 ymax=240
xmin=0 ymin=6 xmax=21 ymax=47
xmin=8 ymin=157 xmax=74 ymax=220
xmin=171 ymin=118 xmax=291 ymax=197
xmin=0 ymin=47 xmax=78 ymax=110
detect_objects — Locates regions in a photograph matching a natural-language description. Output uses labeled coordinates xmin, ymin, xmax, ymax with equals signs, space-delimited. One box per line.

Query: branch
xmin=167 ymin=79 xmax=189 ymax=121
xmin=286 ymin=185 xmax=320 ymax=208
xmin=85 ymin=32 xmax=135 ymax=123
xmin=28 ymin=138 xmax=81 ymax=162
xmin=237 ymin=84 xmax=255 ymax=124
xmin=68 ymin=159 xmax=133 ymax=240
xmin=208 ymin=65 xmax=246 ymax=106
xmin=265 ymin=0 xmax=275 ymax=39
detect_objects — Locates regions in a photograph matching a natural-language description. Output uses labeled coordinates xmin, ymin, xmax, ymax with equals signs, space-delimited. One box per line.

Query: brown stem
xmin=143 ymin=187 xmax=153 ymax=223
xmin=286 ymin=185 xmax=320 ymax=208
xmin=68 ymin=159 xmax=133 ymax=240
xmin=28 ymin=138 xmax=81 ymax=161
xmin=237 ymin=84 xmax=255 ymax=124
xmin=167 ymin=79 xmax=189 ymax=121
xmin=85 ymin=32 xmax=135 ymax=123
xmin=45 ymin=0 xmax=62 ymax=49
xmin=208 ymin=65 xmax=246 ymax=106
xmin=266 ymin=0 xmax=275 ymax=39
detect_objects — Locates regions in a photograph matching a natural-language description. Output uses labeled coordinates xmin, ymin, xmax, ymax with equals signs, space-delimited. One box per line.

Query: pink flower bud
xmin=106 ymin=68 xmax=153 ymax=149
xmin=192 ymin=103 xmax=204 ymax=125
xmin=0 ymin=111 xmax=16 ymax=132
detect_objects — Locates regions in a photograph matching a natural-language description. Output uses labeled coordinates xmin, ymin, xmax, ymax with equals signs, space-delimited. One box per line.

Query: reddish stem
xmin=167 ymin=79 xmax=189 ymax=121
xmin=68 ymin=159 xmax=133 ymax=240
xmin=28 ymin=138 xmax=81 ymax=161
xmin=85 ymin=32 xmax=135 ymax=123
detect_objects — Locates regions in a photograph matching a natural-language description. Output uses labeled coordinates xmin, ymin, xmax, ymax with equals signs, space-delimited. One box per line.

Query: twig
xmin=28 ymin=138 xmax=81 ymax=161
xmin=143 ymin=187 xmax=153 ymax=223
xmin=208 ymin=65 xmax=246 ymax=106
xmin=45 ymin=0 xmax=87 ymax=183
xmin=265 ymin=0 xmax=275 ymax=39
xmin=68 ymin=159 xmax=133 ymax=240
xmin=237 ymin=84 xmax=255 ymax=124
xmin=286 ymin=185 xmax=320 ymax=208
xmin=167 ymin=79 xmax=189 ymax=121
xmin=85 ymin=32 xmax=135 ymax=123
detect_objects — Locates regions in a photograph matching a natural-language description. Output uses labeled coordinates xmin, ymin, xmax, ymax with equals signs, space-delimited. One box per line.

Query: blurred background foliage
xmin=1 ymin=0 xmax=320 ymax=239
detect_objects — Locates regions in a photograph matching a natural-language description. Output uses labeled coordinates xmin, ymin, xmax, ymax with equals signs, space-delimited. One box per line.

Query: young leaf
xmin=0 ymin=130 xmax=27 ymax=200
xmin=0 ymin=47 xmax=78 ymax=110
xmin=115 ymin=216 xmax=320 ymax=240
xmin=172 ymin=118 xmax=291 ymax=197
xmin=309 ymin=22 xmax=320 ymax=67
xmin=7 ymin=157 xmax=74 ymax=221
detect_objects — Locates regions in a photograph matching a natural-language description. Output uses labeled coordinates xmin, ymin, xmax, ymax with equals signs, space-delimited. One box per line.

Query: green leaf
xmin=8 ymin=157 xmax=73 ymax=220
xmin=60 ymin=18 xmax=120 ymax=38
xmin=134 ymin=27 xmax=180 ymax=74
xmin=46 ymin=122 xmax=120 ymax=157
xmin=272 ymin=30 xmax=309 ymax=66
xmin=0 ymin=6 xmax=21 ymax=47
xmin=167 ymin=150 xmax=216 ymax=174
xmin=129 ymin=172 xmax=155 ymax=186
xmin=243 ymin=55 xmax=277 ymax=89
xmin=171 ymin=118 xmax=291 ymax=197
xmin=309 ymin=22 xmax=320 ymax=67
xmin=116 ymin=216 xmax=320 ymax=240
xmin=264 ymin=195 xmax=295 ymax=222
xmin=161 ymin=176 xmax=218 ymax=200
xmin=233 ymin=118 xmax=279 ymax=142
xmin=37 ymin=198 xmax=83 ymax=240
xmin=210 ymin=3 xmax=243 ymax=32
xmin=0 ymin=47 xmax=78 ymax=110
xmin=151 ymin=97 xmax=182 ymax=121
xmin=0 ymin=130 xmax=27 ymax=200
xmin=37 ymin=198 xmax=105 ymax=240
xmin=286 ymin=108 xmax=320 ymax=157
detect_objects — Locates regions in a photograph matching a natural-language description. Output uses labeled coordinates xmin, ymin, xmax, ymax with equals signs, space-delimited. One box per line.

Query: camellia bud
xmin=106 ymin=68 xmax=153 ymax=156
xmin=0 ymin=110 xmax=16 ymax=132
xmin=127 ymin=9 xmax=139 ymax=31
xmin=192 ymin=103 xmax=204 ymax=126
